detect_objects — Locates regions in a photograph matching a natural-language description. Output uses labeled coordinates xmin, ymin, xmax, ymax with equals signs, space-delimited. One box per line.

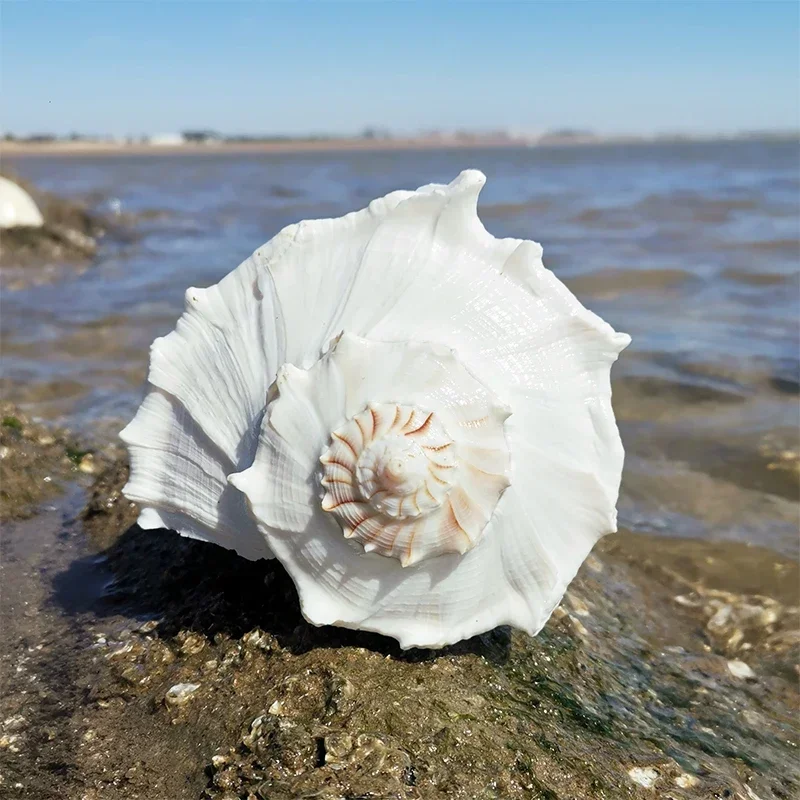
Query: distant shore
xmin=4 ymin=133 xmax=797 ymax=157
xmin=3 ymin=137 xmax=530 ymax=157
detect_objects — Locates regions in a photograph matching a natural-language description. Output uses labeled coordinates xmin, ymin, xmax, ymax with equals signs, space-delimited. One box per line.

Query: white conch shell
xmin=122 ymin=169 xmax=630 ymax=649
xmin=0 ymin=176 xmax=45 ymax=229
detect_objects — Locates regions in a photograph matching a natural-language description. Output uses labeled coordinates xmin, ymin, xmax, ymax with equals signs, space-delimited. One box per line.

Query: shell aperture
xmin=121 ymin=169 xmax=630 ymax=649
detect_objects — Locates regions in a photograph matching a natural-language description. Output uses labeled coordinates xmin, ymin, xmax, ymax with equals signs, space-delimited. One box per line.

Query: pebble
xmin=177 ymin=632 xmax=206 ymax=656
xmin=78 ymin=454 xmax=96 ymax=474
xmin=675 ymin=773 xmax=699 ymax=788
xmin=566 ymin=593 xmax=590 ymax=617
xmin=584 ymin=554 xmax=603 ymax=573
xmin=120 ymin=666 xmax=146 ymax=685
xmin=727 ymin=659 xmax=755 ymax=679
xmin=165 ymin=683 xmax=200 ymax=705
xmin=567 ymin=614 xmax=590 ymax=638
xmin=242 ymin=715 xmax=268 ymax=749
xmin=136 ymin=620 xmax=160 ymax=634
xmin=242 ymin=629 xmax=273 ymax=651
xmin=267 ymin=700 xmax=285 ymax=716
xmin=324 ymin=732 xmax=353 ymax=764
xmin=2 ymin=716 xmax=26 ymax=732
xmin=627 ymin=766 xmax=659 ymax=788
xmin=106 ymin=642 xmax=134 ymax=659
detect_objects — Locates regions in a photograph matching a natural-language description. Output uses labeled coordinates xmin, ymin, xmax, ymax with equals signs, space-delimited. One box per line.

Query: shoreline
xmin=5 ymin=138 xmax=540 ymax=158
xmin=4 ymin=134 xmax=797 ymax=158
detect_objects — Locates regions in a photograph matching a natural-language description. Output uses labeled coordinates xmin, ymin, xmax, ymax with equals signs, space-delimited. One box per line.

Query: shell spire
xmin=123 ymin=170 xmax=630 ymax=649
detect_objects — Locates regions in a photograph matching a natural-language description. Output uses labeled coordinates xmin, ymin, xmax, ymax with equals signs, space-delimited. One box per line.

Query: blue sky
xmin=2 ymin=1 xmax=798 ymax=137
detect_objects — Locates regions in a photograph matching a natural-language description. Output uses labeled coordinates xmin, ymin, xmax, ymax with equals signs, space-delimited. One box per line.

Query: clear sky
xmin=2 ymin=1 xmax=798 ymax=138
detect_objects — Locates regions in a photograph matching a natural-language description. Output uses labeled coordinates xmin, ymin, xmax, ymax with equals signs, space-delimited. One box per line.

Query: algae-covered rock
xmin=51 ymin=459 xmax=798 ymax=800
xmin=0 ymin=171 xmax=103 ymax=269
xmin=0 ymin=403 xmax=96 ymax=520
xmin=0 ymin=169 xmax=154 ymax=283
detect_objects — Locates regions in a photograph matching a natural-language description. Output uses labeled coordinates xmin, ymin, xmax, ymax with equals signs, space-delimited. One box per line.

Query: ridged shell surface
xmin=122 ymin=169 xmax=630 ymax=649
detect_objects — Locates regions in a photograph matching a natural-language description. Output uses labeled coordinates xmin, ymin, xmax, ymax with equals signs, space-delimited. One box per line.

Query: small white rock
xmin=78 ymin=454 xmax=96 ymax=474
xmin=627 ymin=766 xmax=659 ymax=788
xmin=137 ymin=620 xmax=159 ymax=634
xmin=675 ymin=773 xmax=699 ymax=788
xmin=727 ymin=659 xmax=755 ymax=679
xmin=566 ymin=593 xmax=590 ymax=617
xmin=2 ymin=716 xmax=26 ymax=732
xmin=268 ymin=700 xmax=285 ymax=716
xmin=105 ymin=642 xmax=133 ymax=659
xmin=165 ymin=682 xmax=200 ymax=705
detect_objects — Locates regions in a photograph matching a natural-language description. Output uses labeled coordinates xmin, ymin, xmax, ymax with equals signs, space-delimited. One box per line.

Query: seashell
xmin=0 ymin=176 xmax=45 ymax=229
xmin=121 ymin=169 xmax=630 ymax=649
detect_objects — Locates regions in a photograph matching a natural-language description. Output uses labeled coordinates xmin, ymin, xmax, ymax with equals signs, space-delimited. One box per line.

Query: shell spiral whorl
xmin=320 ymin=401 xmax=488 ymax=566
xmin=322 ymin=403 xmax=457 ymax=532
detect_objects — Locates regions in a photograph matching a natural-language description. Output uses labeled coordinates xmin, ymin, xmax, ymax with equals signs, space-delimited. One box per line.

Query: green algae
xmin=65 ymin=445 xmax=91 ymax=465
xmin=0 ymin=404 xmax=87 ymax=520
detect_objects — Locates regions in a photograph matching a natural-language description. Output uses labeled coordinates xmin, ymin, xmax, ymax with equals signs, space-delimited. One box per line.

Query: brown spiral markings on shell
xmin=319 ymin=402 xmax=509 ymax=567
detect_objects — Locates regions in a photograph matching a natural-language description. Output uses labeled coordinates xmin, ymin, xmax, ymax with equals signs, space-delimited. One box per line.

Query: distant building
xmin=537 ymin=128 xmax=597 ymax=145
xmin=148 ymin=133 xmax=186 ymax=146
xmin=360 ymin=126 xmax=392 ymax=140
xmin=182 ymin=129 xmax=222 ymax=144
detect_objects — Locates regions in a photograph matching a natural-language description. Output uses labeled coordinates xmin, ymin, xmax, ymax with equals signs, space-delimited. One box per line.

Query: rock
xmin=323 ymin=732 xmax=353 ymax=765
xmin=628 ymin=766 xmax=660 ymax=788
xmin=675 ymin=773 xmax=700 ymax=788
xmin=0 ymin=169 xmax=108 ymax=272
xmin=165 ymin=683 xmax=200 ymax=706
xmin=176 ymin=631 xmax=207 ymax=656
xmin=242 ymin=629 xmax=274 ymax=652
xmin=78 ymin=453 xmax=97 ymax=474
xmin=727 ymin=659 xmax=755 ymax=679
xmin=18 ymin=462 xmax=786 ymax=800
